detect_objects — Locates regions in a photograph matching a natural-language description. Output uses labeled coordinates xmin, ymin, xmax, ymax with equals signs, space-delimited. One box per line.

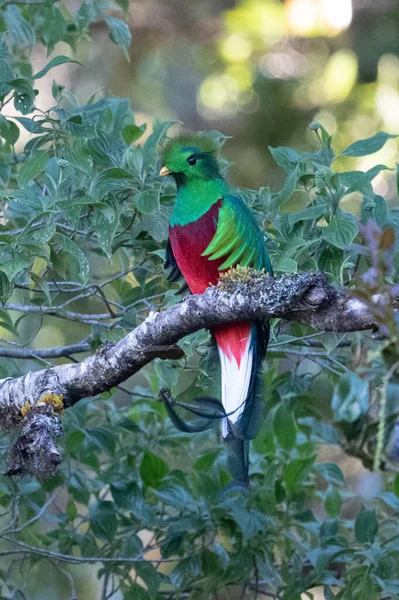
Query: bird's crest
xmin=163 ymin=134 xmax=218 ymax=163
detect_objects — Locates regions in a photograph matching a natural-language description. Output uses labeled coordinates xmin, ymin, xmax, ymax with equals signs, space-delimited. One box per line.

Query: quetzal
xmin=159 ymin=135 xmax=273 ymax=486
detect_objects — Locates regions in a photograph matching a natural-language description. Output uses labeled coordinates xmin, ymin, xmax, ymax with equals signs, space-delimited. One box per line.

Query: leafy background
xmin=1 ymin=0 xmax=399 ymax=599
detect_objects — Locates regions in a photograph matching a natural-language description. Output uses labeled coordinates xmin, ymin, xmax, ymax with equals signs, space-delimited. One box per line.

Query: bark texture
xmin=0 ymin=271 xmax=391 ymax=476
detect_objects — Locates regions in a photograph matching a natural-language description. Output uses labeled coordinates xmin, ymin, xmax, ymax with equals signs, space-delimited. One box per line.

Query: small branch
xmin=0 ymin=342 xmax=91 ymax=360
xmin=3 ymin=302 xmax=112 ymax=324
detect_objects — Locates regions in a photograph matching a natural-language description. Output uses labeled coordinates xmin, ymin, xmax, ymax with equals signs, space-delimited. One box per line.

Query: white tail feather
xmin=218 ymin=338 xmax=253 ymax=438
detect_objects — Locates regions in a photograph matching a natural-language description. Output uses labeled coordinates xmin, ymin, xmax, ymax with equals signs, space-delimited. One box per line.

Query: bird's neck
xmin=170 ymin=177 xmax=228 ymax=227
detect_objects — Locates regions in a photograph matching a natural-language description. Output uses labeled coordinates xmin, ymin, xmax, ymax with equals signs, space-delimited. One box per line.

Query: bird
xmin=159 ymin=134 xmax=273 ymax=487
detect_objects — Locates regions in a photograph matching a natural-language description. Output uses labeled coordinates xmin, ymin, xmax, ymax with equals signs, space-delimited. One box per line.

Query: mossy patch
xmin=217 ymin=265 xmax=270 ymax=292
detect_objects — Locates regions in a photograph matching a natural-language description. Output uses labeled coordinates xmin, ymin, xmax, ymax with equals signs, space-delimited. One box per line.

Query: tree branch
xmin=0 ymin=342 xmax=92 ymax=360
xmin=0 ymin=271 xmax=393 ymax=476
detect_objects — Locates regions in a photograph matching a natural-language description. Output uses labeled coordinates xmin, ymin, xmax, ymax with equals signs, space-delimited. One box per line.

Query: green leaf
xmin=288 ymin=204 xmax=327 ymax=228
xmin=18 ymin=151 xmax=49 ymax=188
xmin=45 ymin=157 xmax=74 ymax=194
xmin=126 ymin=146 xmax=144 ymax=174
xmin=89 ymin=167 xmax=134 ymax=200
xmin=14 ymin=117 xmax=47 ymax=134
xmin=284 ymin=456 xmax=315 ymax=492
xmin=0 ymin=59 xmax=14 ymax=96
xmin=341 ymin=132 xmax=398 ymax=157
xmin=323 ymin=210 xmax=358 ymax=249
xmin=33 ymin=56 xmax=82 ymax=80
xmin=194 ymin=450 xmax=219 ymax=471
xmin=331 ymin=372 xmax=369 ymax=422
xmin=355 ymin=508 xmax=378 ymax=543
xmin=274 ymin=257 xmax=297 ymax=273
xmin=111 ymin=480 xmax=141 ymax=510
xmin=89 ymin=501 xmax=117 ymax=543
xmin=105 ymin=17 xmax=132 ymax=60
xmin=120 ymin=534 xmax=143 ymax=558
xmin=361 ymin=194 xmax=389 ymax=226
xmin=0 ymin=309 xmax=17 ymax=336
xmin=139 ymin=204 xmax=170 ymax=242
xmin=142 ymin=120 xmax=175 ymax=172
xmin=0 ymin=120 xmax=19 ymax=146
xmin=124 ymin=585 xmax=151 ymax=600
xmin=4 ymin=6 xmax=35 ymax=50
xmin=0 ymin=271 xmax=13 ymax=304
xmin=134 ymin=562 xmax=160 ymax=594
xmin=76 ymin=1 xmax=96 ymax=31
xmin=240 ymin=511 xmax=269 ymax=544
xmin=140 ymin=450 xmax=168 ymax=489
xmin=120 ymin=307 xmax=137 ymax=328
xmin=315 ymin=463 xmax=345 ymax=486
xmin=86 ymin=427 xmax=116 ymax=454
xmin=42 ymin=6 xmax=67 ymax=54
xmin=66 ymin=430 xmax=85 ymax=454
xmin=64 ymin=115 xmax=97 ymax=138
xmin=344 ymin=165 xmax=391 ymax=196
xmin=134 ymin=189 xmax=160 ymax=215
xmin=170 ymin=555 xmax=202 ymax=588
xmin=30 ymin=273 xmax=51 ymax=305
xmin=325 ymin=486 xmax=341 ymax=518
xmin=66 ymin=498 xmax=77 ymax=521
xmin=277 ymin=166 xmax=299 ymax=205
xmin=269 ymin=146 xmax=301 ymax=173
xmin=57 ymin=234 xmax=90 ymax=284
xmin=0 ymin=35 xmax=11 ymax=59
xmin=154 ymin=360 xmax=179 ymax=389
xmin=154 ymin=485 xmax=195 ymax=508
xmin=123 ymin=123 xmax=146 ymax=145
xmin=380 ymin=492 xmax=399 ymax=511
xmin=32 ymin=224 xmax=56 ymax=245
xmin=115 ymin=0 xmax=129 ymax=12
xmin=273 ymin=404 xmax=296 ymax=450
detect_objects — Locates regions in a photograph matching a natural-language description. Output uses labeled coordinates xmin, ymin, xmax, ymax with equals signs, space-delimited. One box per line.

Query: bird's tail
xmin=214 ymin=320 xmax=269 ymax=487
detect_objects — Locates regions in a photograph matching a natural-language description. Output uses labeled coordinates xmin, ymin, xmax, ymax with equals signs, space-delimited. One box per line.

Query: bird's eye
xmin=187 ymin=155 xmax=197 ymax=166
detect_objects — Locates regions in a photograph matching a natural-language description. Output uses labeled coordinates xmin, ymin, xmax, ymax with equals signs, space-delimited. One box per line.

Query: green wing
xmin=202 ymin=194 xmax=273 ymax=274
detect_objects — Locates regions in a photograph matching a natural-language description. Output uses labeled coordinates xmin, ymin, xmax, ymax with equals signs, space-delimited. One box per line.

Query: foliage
xmin=1 ymin=2 xmax=399 ymax=600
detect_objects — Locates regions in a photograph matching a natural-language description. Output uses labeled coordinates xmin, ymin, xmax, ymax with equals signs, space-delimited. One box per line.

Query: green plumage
xmin=202 ymin=195 xmax=272 ymax=272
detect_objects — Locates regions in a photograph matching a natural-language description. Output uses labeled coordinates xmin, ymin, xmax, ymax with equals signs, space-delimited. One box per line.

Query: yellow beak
xmin=159 ymin=166 xmax=171 ymax=177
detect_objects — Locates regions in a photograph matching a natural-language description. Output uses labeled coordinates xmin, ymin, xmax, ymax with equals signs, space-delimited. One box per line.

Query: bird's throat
xmin=170 ymin=177 xmax=228 ymax=227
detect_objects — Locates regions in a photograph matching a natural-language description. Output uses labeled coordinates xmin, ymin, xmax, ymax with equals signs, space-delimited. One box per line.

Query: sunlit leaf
xmin=341 ymin=132 xmax=398 ymax=158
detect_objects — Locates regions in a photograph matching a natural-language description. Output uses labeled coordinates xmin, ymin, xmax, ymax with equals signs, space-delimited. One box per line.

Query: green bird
xmin=160 ymin=135 xmax=273 ymax=487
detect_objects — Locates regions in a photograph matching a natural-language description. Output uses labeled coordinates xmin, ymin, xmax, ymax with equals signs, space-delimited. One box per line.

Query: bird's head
xmin=160 ymin=135 xmax=221 ymax=184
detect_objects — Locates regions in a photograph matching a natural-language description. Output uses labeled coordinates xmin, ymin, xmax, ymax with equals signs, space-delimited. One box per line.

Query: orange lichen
xmin=37 ymin=393 xmax=65 ymax=415
xmin=21 ymin=401 xmax=33 ymax=418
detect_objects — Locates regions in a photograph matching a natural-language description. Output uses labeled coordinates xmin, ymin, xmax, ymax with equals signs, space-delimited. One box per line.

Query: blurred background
xmin=58 ymin=0 xmax=399 ymax=193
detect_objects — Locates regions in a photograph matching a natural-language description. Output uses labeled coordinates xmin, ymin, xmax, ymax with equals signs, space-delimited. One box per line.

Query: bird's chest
xmin=169 ymin=200 xmax=224 ymax=294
